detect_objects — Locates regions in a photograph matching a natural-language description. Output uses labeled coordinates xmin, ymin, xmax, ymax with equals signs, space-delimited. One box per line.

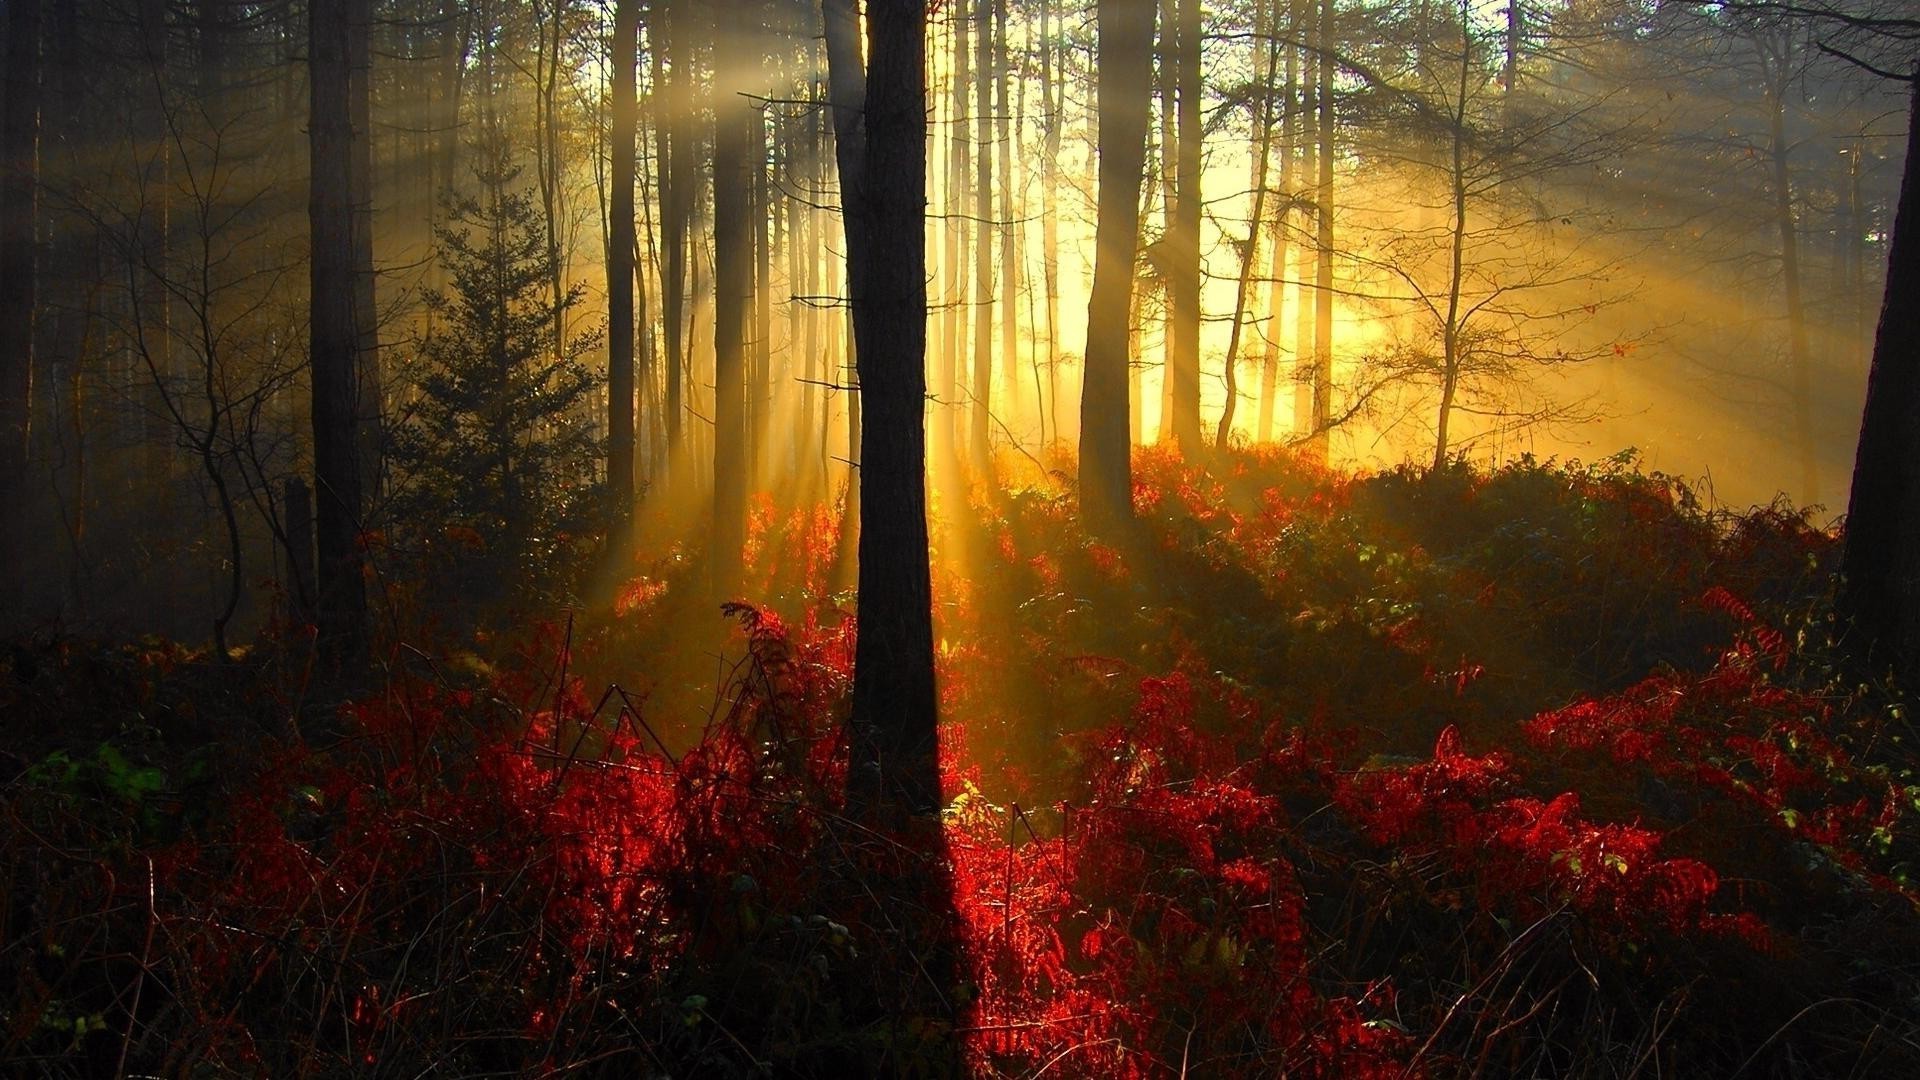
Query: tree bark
xmin=826 ymin=0 xmax=939 ymax=815
xmin=710 ymin=3 xmax=753 ymax=596
xmin=1 ymin=0 xmax=41 ymax=556
xmin=1309 ymin=0 xmax=1335 ymax=459
xmin=310 ymin=0 xmax=370 ymax=663
xmin=608 ymin=0 xmax=638 ymax=529
xmin=1081 ymin=0 xmax=1154 ymax=529
xmin=1166 ymin=0 xmax=1202 ymax=453
xmin=1840 ymin=80 xmax=1920 ymax=684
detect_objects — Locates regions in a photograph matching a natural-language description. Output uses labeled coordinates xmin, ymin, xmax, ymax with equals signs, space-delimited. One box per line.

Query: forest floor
xmin=5 ymin=447 xmax=1919 ymax=1078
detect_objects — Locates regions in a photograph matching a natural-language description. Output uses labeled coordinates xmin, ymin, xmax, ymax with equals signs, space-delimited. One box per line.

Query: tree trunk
xmin=1840 ymin=80 xmax=1920 ymax=684
xmin=1257 ymin=34 xmax=1294 ymax=444
xmin=1166 ymin=0 xmax=1202 ymax=453
xmin=710 ymin=5 xmax=753 ymax=596
xmin=1 ymin=0 xmax=41 ymax=583
xmin=350 ymin=0 xmax=381 ymax=500
xmin=1216 ymin=8 xmax=1280 ymax=449
xmin=661 ymin=0 xmax=693 ymax=465
xmin=1039 ymin=0 xmax=1062 ymax=442
xmin=1309 ymin=0 xmax=1335 ymax=459
xmin=608 ymin=0 xmax=638 ymax=529
xmin=996 ymin=0 xmax=1020 ymax=439
xmin=971 ymin=0 xmax=995 ymax=474
xmin=825 ymin=0 xmax=939 ymax=814
xmin=1768 ymin=75 xmax=1818 ymax=506
xmin=1081 ymin=0 xmax=1154 ymax=529
xmin=310 ymin=0 xmax=370 ymax=663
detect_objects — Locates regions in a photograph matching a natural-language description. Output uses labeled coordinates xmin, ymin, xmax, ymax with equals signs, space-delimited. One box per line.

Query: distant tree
xmin=1081 ymin=0 xmax=1154 ymax=529
xmin=1163 ymin=0 xmax=1203 ymax=453
xmin=824 ymin=0 xmax=939 ymax=815
xmin=390 ymin=132 xmax=604 ymax=593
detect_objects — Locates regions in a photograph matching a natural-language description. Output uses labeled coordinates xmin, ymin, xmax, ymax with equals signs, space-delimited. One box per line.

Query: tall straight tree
xmin=1165 ymin=0 xmax=1202 ymax=452
xmin=1840 ymin=78 xmax=1920 ymax=683
xmin=970 ymin=0 xmax=995 ymax=473
xmin=710 ymin=2 xmax=755 ymax=596
xmin=1081 ymin=0 xmax=1154 ymax=530
xmin=607 ymin=0 xmax=638 ymax=530
xmin=310 ymin=0 xmax=370 ymax=661
xmin=660 ymin=0 xmax=692 ymax=465
xmin=0 ymin=0 xmax=40 ymax=577
xmin=823 ymin=0 xmax=938 ymax=814
xmin=1309 ymin=0 xmax=1335 ymax=458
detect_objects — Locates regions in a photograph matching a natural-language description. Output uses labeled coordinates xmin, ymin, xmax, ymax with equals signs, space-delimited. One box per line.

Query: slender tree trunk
xmin=1768 ymin=76 xmax=1818 ymax=506
xmin=1216 ymin=12 xmax=1280 ymax=449
xmin=1840 ymin=78 xmax=1920 ymax=683
xmin=310 ymin=0 xmax=370 ymax=663
xmin=1 ymin=0 xmax=41 ymax=553
xmin=1161 ymin=0 xmax=1202 ymax=453
xmin=608 ymin=0 xmax=638 ymax=529
xmin=1293 ymin=7 xmax=1316 ymax=439
xmin=1082 ymin=0 xmax=1153 ymax=529
xmin=1156 ymin=0 xmax=1176 ymax=445
xmin=349 ymin=0 xmax=381 ymax=499
xmin=711 ymin=5 xmax=754 ymax=596
xmin=944 ymin=7 xmax=969 ymax=474
xmin=996 ymin=0 xmax=1020 ymax=440
xmin=1258 ymin=33 xmax=1294 ymax=444
xmin=1433 ymin=9 xmax=1471 ymax=472
xmin=971 ymin=0 xmax=995 ymax=474
xmin=662 ymin=0 xmax=693 ymax=465
xmin=1310 ymin=0 xmax=1335 ymax=459
xmin=1040 ymin=0 xmax=1062 ymax=441
xmin=754 ymin=110 xmax=773 ymax=491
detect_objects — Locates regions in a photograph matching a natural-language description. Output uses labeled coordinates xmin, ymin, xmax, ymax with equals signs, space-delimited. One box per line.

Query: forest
xmin=2 ymin=0 xmax=1920 ymax=1075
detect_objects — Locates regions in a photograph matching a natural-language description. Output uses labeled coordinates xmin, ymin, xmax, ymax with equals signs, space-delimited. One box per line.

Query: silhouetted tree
xmin=310 ymin=0 xmax=371 ymax=661
xmin=1081 ymin=0 xmax=1154 ymax=529
xmin=825 ymin=0 xmax=939 ymax=814
xmin=1841 ymin=77 xmax=1920 ymax=682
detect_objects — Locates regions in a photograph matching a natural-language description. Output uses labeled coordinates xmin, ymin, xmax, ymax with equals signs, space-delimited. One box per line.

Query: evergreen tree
xmin=392 ymin=130 xmax=605 ymax=594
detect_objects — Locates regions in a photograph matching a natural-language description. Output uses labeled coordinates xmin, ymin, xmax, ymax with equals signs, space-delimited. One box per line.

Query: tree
xmin=710 ymin=1 xmax=755 ymax=596
xmin=390 ymin=133 xmax=604 ymax=593
xmin=1081 ymin=0 xmax=1154 ymax=528
xmin=607 ymin=0 xmax=637 ymax=533
xmin=824 ymin=0 xmax=939 ymax=815
xmin=0 ymin=0 xmax=39 ymax=614
xmin=310 ymin=0 xmax=371 ymax=662
xmin=1164 ymin=0 xmax=1202 ymax=452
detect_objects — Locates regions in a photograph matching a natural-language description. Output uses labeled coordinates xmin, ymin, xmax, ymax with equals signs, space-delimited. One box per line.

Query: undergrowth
xmin=4 ymin=449 xmax=1917 ymax=1077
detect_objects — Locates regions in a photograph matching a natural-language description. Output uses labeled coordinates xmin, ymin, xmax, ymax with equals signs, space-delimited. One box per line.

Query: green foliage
xmin=390 ymin=128 xmax=605 ymax=597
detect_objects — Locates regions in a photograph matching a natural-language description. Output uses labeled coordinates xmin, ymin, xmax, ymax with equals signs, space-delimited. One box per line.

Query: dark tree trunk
xmin=825 ymin=0 xmax=939 ymax=815
xmin=1 ymin=0 xmax=41 ymax=594
xmin=608 ymin=0 xmax=638 ymax=529
xmin=710 ymin=5 xmax=753 ymax=596
xmin=1840 ymin=81 xmax=1920 ymax=684
xmin=1080 ymin=0 xmax=1154 ymax=529
xmin=661 ymin=0 xmax=692 ymax=465
xmin=349 ymin=0 xmax=381 ymax=500
xmin=310 ymin=0 xmax=370 ymax=664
